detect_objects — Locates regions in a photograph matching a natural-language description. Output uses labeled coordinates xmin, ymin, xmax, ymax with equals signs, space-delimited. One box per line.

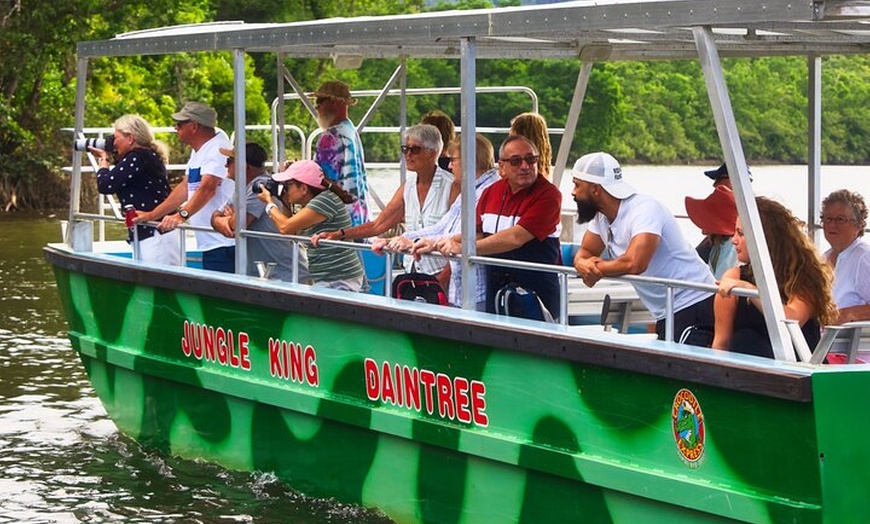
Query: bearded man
xmin=571 ymin=152 xmax=716 ymax=344
xmin=311 ymin=81 xmax=369 ymax=226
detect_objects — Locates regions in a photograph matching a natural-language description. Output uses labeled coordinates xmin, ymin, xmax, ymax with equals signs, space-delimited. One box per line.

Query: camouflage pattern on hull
xmin=47 ymin=248 xmax=870 ymax=524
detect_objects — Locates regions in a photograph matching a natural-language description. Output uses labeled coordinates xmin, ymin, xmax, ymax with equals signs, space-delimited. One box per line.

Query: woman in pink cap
xmin=256 ymin=160 xmax=364 ymax=291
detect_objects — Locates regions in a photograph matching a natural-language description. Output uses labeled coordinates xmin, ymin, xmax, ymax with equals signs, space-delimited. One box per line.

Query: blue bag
xmin=494 ymin=283 xmax=555 ymax=323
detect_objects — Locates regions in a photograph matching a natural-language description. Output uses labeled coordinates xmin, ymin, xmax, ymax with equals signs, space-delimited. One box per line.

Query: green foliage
xmin=820 ymin=55 xmax=870 ymax=163
xmin=1 ymin=1 xmax=869 ymax=211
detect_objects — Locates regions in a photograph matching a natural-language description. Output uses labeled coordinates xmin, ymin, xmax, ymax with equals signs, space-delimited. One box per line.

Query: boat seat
xmin=598 ymin=293 xmax=654 ymax=334
xmin=809 ymin=321 xmax=870 ymax=364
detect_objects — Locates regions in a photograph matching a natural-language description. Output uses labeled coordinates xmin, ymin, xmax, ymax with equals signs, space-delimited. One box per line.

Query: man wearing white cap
xmin=149 ymin=101 xmax=235 ymax=272
xmin=571 ymin=152 xmax=716 ymax=344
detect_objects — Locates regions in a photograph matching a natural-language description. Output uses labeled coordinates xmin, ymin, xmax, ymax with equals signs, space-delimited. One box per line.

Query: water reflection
xmin=0 ymin=215 xmax=392 ymax=524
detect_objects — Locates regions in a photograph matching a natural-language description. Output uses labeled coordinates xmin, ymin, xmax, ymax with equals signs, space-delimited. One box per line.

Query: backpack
xmin=391 ymin=262 xmax=448 ymax=305
xmin=495 ymin=283 xmax=555 ymax=323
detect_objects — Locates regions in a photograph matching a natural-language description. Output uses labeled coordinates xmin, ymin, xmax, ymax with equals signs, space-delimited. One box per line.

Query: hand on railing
xmin=158 ymin=213 xmax=185 ymax=233
xmin=716 ymin=276 xmax=756 ymax=298
xmin=310 ymin=230 xmax=342 ymax=247
xmin=574 ymin=256 xmax=605 ymax=288
xmin=130 ymin=209 xmax=152 ymax=225
xmin=371 ymin=235 xmax=416 ymax=256
xmin=410 ymin=236 xmax=457 ymax=261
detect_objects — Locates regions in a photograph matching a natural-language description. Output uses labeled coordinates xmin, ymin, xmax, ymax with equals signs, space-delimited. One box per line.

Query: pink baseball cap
xmin=272 ymin=160 xmax=325 ymax=189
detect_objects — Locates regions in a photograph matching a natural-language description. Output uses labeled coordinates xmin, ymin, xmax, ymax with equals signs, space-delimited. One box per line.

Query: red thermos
xmin=124 ymin=204 xmax=136 ymax=229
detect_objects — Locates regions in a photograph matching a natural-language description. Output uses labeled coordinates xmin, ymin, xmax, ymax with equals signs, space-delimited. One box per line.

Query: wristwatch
xmin=178 ymin=208 xmax=190 ymax=220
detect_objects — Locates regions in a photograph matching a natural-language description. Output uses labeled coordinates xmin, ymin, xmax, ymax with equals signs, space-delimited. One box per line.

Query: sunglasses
xmin=174 ymin=120 xmax=193 ymax=129
xmin=500 ymin=154 xmax=539 ymax=167
xmin=225 ymin=157 xmax=235 ymax=167
xmin=401 ymin=145 xmax=426 ymax=156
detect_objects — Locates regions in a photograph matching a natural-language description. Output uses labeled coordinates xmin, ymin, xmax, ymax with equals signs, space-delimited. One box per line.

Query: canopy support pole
xmin=460 ymin=37 xmax=478 ymax=310
xmin=233 ymin=48 xmax=248 ymax=277
xmin=552 ymin=60 xmax=593 ymax=188
xmin=808 ymin=55 xmax=823 ymax=246
xmin=693 ymin=26 xmax=799 ymax=362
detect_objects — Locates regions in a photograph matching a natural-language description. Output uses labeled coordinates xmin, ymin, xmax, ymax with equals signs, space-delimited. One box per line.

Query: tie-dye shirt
xmin=314 ymin=119 xmax=368 ymax=227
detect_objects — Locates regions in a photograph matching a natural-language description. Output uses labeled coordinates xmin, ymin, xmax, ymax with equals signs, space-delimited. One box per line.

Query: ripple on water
xmin=0 ymin=217 xmax=395 ymax=523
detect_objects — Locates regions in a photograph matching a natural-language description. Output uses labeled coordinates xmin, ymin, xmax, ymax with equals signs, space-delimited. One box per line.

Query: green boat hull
xmin=46 ymin=246 xmax=870 ymax=524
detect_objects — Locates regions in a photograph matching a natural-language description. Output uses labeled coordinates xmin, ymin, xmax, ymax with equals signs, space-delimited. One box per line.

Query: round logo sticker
xmin=672 ymin=388 xmax=705 ymax=468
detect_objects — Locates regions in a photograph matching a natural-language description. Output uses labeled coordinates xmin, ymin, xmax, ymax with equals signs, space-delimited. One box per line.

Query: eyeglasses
xmin=820 ymin=215 xmax=854 ymax=225
xmin=174 ymin=120 xmax=193 ymax=129
xmin=401 ymin=145 xmax=426 ymax=156
xmin=500 ymin=154 xmax=539 ymax=168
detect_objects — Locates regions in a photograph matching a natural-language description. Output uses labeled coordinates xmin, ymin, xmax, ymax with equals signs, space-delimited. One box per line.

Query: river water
xmin=0 ymin=214 xmax=392 ymax=524
xmin=1 ymin=164 xmax=866 ymax=523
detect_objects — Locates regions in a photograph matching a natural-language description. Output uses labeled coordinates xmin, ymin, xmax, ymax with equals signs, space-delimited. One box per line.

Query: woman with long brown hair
xmin=712 ymin=197 xmax=837 ymax=358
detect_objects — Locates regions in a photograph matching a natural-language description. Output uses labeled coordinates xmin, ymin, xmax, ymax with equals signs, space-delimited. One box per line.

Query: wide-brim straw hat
xmin=311 ymin=80 xmax=357 ymax=106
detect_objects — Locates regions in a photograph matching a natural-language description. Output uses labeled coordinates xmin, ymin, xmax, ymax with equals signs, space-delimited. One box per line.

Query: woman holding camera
xmin=90 ymin=114 xmax=181 ymax=265
xmin=256 ymin=160 xmax=364 ymax=291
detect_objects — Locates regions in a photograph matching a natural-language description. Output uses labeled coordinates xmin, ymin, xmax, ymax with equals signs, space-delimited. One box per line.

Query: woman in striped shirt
xmin=257 ymin=160 xmax=364 ymax=291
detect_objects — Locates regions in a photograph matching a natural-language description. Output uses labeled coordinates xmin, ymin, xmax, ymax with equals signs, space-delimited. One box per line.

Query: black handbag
xmin=391 ymin=262 xmax=448 ymax=305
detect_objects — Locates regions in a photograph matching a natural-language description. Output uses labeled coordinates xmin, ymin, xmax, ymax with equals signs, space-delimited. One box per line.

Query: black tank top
xmin=730 ymin=266 xmax=821 ymax=358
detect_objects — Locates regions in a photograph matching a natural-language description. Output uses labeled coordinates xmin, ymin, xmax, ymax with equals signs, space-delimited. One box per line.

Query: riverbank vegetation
xmin=2 ymin=0 xmax=868 ymax=211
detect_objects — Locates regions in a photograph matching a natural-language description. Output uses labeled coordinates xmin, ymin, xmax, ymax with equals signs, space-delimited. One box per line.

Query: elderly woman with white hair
xmin=90 ymin=114 xmax=181 ymax=266
xmin=822 ymin=189 xmax=870 ymax=323
xmin=313 ymin=123 xmax=460 ymax=274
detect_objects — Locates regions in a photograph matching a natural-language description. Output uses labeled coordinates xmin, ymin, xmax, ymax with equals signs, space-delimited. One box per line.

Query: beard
xmin=575 ymin=197 xmax=600 ymax=224
xmin=316 ymin=110 xmax=335 ymax=131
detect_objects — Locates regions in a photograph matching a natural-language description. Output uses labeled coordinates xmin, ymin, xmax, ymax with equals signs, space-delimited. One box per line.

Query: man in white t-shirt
xmin=148 ymin=102 xmax=235 ymax=272
xmin=571 ymin=152 xmax=716 ymax=344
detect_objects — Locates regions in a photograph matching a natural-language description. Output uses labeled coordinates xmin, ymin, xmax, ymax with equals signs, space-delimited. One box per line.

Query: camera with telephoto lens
xmin=252 ymin=179 xmax=280 ymax=195
xmin=74 ymin=136 xmax=115 ymax=153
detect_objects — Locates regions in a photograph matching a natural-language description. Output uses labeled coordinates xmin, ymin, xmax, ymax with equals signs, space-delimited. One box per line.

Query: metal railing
xmin=72 ymin=190 xmax=870 ymax=365
xmin=77 ymin=212 xmax=799 ymax=354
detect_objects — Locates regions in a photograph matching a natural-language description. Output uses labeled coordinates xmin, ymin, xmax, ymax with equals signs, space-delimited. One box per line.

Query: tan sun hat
xmin=311 ymin=81 xmax=357 ymax=106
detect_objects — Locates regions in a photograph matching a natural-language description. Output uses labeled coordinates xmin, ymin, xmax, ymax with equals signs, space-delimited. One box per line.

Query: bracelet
xmin=264 ymin=203 xmax=277 ymax=215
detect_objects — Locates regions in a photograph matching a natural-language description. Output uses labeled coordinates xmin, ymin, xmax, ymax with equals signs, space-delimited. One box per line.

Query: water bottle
xmin=123 ymin=204 xmax=137 ymax=229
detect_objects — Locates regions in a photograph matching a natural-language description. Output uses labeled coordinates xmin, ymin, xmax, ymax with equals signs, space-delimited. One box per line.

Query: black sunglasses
xmin=500 ymin=154 xmax=539 ymax=167
xmin=401 ymin=145 xmax=425 ymax=155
